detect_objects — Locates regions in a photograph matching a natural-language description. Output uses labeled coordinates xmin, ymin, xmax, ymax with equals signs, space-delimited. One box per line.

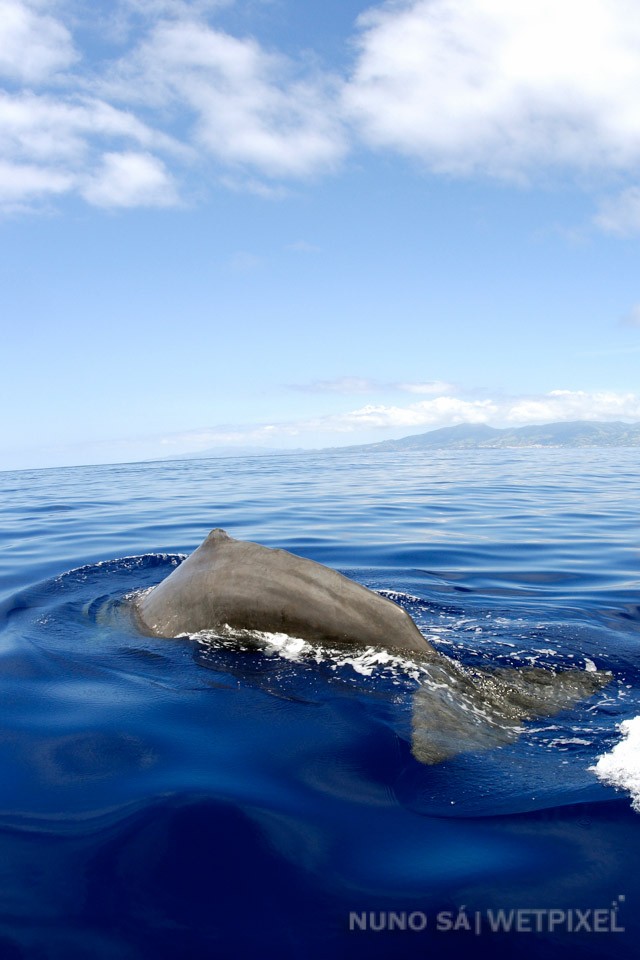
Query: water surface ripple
xmin=0 ymin=449 xmax=639 ymax=959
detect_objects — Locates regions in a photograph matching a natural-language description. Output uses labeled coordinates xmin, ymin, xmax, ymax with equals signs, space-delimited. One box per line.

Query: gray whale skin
xmin=136 ymin=528 xmax=431 ymax=653
xmin=134 ymin=528 xmax=610 ymax=764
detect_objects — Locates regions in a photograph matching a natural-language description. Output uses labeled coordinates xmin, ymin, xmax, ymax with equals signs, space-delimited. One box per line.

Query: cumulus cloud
xmin=0 ymin=91 xmax=178 ymax=164
xmin=0 ymin=160 xmax=72 ymax=206
xmin=160 ymin=389 xmax=640 ymax=452
xmin=325 ymin=397 xmax=496 ymax=431
xmin=0 ymin=88 xmax=183 ymax=209
xmin=504 ymin=389 xmax=640 ymax=423
xmin=344 ymin=0 xmax=640 ymax=180
xmin=0 ymin=0 xmax=77 ymax=84
xmin=7 ymin=0 xmax=640 ymax=214
xmin=0 ymin=1 xmax=346 ymax=211
xmin=81 ymin=150 xmax=178 ymax=207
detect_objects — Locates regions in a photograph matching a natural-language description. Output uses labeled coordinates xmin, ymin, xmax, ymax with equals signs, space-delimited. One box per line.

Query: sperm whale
xmin=135 ymin=528 xmax=435 ymax=654
xmin=134 ymin=528 xmax=610 ymax=764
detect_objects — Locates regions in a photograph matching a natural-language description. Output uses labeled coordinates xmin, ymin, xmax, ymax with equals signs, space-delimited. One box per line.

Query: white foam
xmin=83 ymin=553 xmax=185 ymax=573
xmin=329 ymin=646 xmax=429 ymax=681
xmin=193 ymin=625 xmax=314 ymax=660
xmin=377 ymin=589 xmax=423 ymax=604
xmin=125 ymin=586 xmax=154 ymax=601
xmin=192 ymin=625 xmax=432 ymax=682
xmin=260 ymin=632 xmax=311 ymax=660
xmin=590 ymin=716 xmax=640 ymax=812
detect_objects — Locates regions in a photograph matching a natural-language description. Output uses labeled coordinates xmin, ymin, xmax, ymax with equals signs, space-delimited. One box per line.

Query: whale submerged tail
xmin=411 ymin=659 xmax=610 ymax=764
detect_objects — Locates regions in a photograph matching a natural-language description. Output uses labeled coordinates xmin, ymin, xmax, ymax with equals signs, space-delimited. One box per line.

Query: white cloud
xmin=326 ymin=397 xmax=497 ymax=431
xmin=398 ymin=380 xmax=456 ymax=395
xmin=504 ymin=389 xmax=640 ymax=423
xmin=0 ymin=90 xmax=184 ymax=209
xmin=159 ymin=389 xmax=640 ymax=452
xmin=0 ymin=3 xmax=346 ymax=212
xmin=107 ymin=20 xmax=347 ymax=178
xmin=0 ymin=159 xmax=72 ymax=204
xmin=344 ymin=0 xmax=640 ymax=180
xmin=7 ymin=0 xmax=640 ymax=214
xmin=0 ymin=91 xmax=179 ymax=165
xmin=81 ymin=150 xmax=178 ymax=207
xmin=0 ymin=0 xmax=77 ymax=84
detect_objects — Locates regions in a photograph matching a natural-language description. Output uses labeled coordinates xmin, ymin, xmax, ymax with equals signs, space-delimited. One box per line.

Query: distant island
xmin=168 ymin=420 xmax=640 ymax=461
xmin=332 ymin=420 xmax=640 ymax=453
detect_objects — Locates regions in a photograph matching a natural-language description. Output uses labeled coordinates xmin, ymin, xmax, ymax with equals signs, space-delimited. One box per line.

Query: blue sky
xmin=2 ymin=0 xmax=640 ymax=470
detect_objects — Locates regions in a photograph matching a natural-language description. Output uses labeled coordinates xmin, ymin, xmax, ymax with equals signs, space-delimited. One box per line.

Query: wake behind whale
xmin=134 ymin=529 xmax=610 ymax=765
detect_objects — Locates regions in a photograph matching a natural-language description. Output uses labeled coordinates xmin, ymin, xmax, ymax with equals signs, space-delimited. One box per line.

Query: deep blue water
xmin=1 ymin=448 xmax=639 ymax=959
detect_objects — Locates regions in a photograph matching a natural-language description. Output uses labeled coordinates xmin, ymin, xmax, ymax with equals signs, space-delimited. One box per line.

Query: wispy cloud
xmin=595 ymin=187 xmax=640 ymax=236
xmin=289 ymin=377 xmax=457 ymax=395
xmin=290 ymin=377 xmax=382 ymax=394
xmin=226 ymin=250 xmax=265 ymax=271
xmin=622 ymin=304 xmax=640 ymax=328
xmin=397 ymin=381 xmax=456 ymax=395
xmin=0 ymin=0 xmax=77 ymax=84
xmin=102 ymin=18 xmax=347 ymax=178
xmin=286 ymin=239 xmax=321 ymax=254
xmin=218 ymin=173 xmax=290 ymax=199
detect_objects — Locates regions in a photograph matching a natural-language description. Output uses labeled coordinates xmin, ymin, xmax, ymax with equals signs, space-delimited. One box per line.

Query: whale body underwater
xmin=134 ymin=528 xmax=610 ymax=764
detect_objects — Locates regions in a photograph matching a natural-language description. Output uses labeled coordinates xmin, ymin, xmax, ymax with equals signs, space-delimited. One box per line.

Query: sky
xmin=2 ymin=0 xmax=640 ymax=470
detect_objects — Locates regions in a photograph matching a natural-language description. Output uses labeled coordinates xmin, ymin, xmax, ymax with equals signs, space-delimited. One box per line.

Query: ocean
xmin=0 ymin=448 xmax=639 ymax=959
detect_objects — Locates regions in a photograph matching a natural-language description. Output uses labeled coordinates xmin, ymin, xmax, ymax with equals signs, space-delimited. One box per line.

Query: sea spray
xmin=591 ymin=716 xmax=640 ymax=811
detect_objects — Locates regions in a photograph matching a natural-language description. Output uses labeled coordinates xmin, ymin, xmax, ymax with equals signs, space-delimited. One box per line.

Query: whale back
xmin=135 ymin=528 xmax=434 ymax=655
